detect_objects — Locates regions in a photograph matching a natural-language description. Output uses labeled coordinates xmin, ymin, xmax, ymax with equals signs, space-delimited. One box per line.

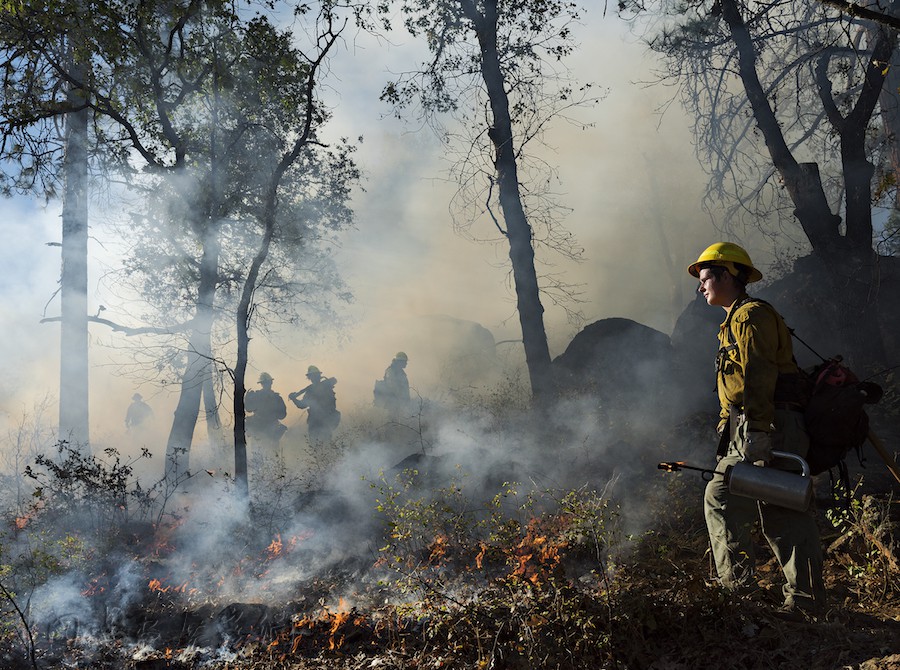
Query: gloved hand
xmin=743 ymin=431 xmax=773 ymax=465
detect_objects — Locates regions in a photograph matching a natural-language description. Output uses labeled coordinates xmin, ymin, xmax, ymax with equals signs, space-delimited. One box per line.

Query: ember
xmin=81 ymin=572 xmax=107 ymax=596
xmin=428 ymin=533 xmax=449 ymax=563
xmin=12 ymin=502 xmax=43 ymax=530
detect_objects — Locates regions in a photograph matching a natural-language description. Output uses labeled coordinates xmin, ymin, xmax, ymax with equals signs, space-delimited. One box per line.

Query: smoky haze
xmin=0 ymin=12 xmax=728 ymax=441
xmin=0 ymin=8 xmax=773 ymax=654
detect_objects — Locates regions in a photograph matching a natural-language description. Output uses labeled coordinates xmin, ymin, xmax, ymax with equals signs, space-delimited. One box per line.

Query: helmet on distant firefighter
xmin=307 ymin=365 xmax=321 ymax=378
xmin=258 ymin=372 xmax=274 ymax=385
xmin=687 ymin=242 xmax=763 ymax=283
xmin=394 ymin=352 xmax=408 ymax=361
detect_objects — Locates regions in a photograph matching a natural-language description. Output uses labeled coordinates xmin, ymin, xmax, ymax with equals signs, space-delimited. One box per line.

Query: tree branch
xmin=40 ymin=314 xmax=193 ymax=336
xmin=817 ymin=0 xmax=900 ymax=31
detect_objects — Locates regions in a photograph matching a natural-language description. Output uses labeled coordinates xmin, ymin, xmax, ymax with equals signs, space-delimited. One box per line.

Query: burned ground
xmin=1 ymin=406 xmax=897 ymax=670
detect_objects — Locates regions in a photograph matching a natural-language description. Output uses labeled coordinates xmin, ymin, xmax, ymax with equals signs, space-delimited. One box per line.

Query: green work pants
xmin=704 ymin=408 xmax=826 ymax=609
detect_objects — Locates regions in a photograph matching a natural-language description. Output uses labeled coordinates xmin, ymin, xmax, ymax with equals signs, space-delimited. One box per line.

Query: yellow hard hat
xmin=687 ymin=242 xmax=763 ymax=283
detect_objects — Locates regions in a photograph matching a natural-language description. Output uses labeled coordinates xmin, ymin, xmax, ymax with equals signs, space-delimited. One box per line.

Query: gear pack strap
xmin=715 ymin=295 xmax=760 ymax=386
xmin=716 ymin=296 xmax=805 ymax=407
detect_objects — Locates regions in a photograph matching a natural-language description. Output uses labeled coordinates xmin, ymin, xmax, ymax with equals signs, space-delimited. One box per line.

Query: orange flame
xmin=475 ymin=542 xmax=488 ymax=569
xmin=148 ymin=578 xmax=196 ymax=596
xmin=328 ymin=608 xmax=351 ymax=650
xmin=288 ymin=599 xmax=365 ymax=653
xmin=428 ymin=534 xmax=449 ymax=563
xmin=267 ymin=535 xmax=283 ymax=559
xmin=81 ymin=573 xmax=107 ymax=596
xmin=13 ymin=502 xmax=44 ymax=530
xmin=264 ymin=533 xmax=306 ymax=562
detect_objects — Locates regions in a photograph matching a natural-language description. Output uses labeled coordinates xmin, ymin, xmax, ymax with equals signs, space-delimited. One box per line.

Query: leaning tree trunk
xmin=722 ymin=0 xmax=890 ymax=370
xmin=59 ymin=51 xmax=90 ymax=453
xmin=466 ymin=0 xmax=553 ymax=399
xmin=233 ymin=198 xmax=277 ymax=503
xmin=164 ymin=231 xmax=219 ymax=479
xmin=832 ymin=51 xmax=888 ymax=368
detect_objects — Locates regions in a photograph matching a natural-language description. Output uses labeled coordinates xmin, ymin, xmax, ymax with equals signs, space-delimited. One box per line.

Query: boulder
xmin=552 ymin=317 xmax=692 ymax=419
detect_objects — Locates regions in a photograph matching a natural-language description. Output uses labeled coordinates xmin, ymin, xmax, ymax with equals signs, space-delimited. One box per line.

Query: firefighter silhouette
xmin=125 ymin=393 xmax=153 ymax=431
xmin=289 ymin=365 xmax=340 ymax=443
xmin=374 ymin=352 xmax=410 ymax=417
xmin=245 ymin=372 xmax=287 ymax=448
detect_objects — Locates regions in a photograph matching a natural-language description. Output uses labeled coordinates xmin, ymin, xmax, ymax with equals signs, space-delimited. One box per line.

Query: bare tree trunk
xmin=230 ymin=19 xmax=340 ymax=502
xmin=878 ymin=45 xmax=900 ymax=212
xmin=233 ymin=314 xmax=250 ymax=500
xmin=720 ymin=0 xmax=842 ymax=253
xmin=202 ymin=370 xmax=222 ymax=448
xmin=59 ymin=51 xmax=90 ymax=453
xmin=463 ymin=0 xmax=553 ymax=398
xmin=164 ymin=232 xmax=219 ymax=479
xmin=234 ymin=191 xmax=277 ymax=502
xmin=721 ymin=0 xmax=890 ymax=369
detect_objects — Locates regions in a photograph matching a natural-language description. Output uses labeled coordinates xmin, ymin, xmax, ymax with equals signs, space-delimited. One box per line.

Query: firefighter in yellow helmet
xmin=689 ymin=242 xmax=825 ymax=614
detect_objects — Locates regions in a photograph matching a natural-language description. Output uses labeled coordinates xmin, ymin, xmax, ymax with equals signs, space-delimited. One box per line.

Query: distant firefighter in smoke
xmin=125 ymin=393 xmax=153 ymax=431
xmin=374 ymin=351 xmax=411 ymax=418
xmin=289 ymin=365 xmax=340 ymax=444
xmin=245 ymin=372 xmax=288 ymax=448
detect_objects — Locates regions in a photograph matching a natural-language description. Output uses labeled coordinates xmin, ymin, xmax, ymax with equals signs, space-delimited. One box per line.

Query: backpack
xmin=801 ymin=358 xmax=882 ymax=476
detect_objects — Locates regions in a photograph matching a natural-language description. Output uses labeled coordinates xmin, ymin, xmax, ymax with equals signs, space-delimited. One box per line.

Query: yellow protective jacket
xmin=716 ymin=296 xmax=799 ymax=433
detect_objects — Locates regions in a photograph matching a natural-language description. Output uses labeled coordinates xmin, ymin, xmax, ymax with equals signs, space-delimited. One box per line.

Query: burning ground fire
xmin=282 ymin=599 xmax=369 ymax=654
xmin=0 ymin=459 xmax=633 ymax=669
xmin=148 ymin=577 xmax=198 ymax=597
xmin=139 ymin=531 xmax=311 ymax=604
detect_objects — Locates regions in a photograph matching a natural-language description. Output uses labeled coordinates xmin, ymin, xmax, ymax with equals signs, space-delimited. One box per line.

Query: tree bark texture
xmin=202 ymin=373 xmax=222 ymax=445
xmin=462 ymin=0 xmax=553 ymax=398
xmin=720 ymin=0 xmax=892 ymax=368
xmin=164 ymin=230 xmax=219 ymax=479
xmin=59 ymin=52 xmax=90 ymax=453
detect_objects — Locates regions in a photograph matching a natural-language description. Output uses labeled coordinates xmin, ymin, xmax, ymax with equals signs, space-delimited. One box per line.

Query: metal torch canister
xmin=725 ymin=451 xmax=813 ymax=512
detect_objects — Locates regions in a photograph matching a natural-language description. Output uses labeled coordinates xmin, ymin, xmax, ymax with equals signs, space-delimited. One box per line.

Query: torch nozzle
xmin=657 ymin=461 xmax=686 ymax=473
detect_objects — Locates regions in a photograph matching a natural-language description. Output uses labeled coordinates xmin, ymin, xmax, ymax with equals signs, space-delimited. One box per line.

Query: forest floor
xmin=111 ymin=465 xmax=900 ymax=669
xmin=3 ymin=416 xmax=899 ymax=670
